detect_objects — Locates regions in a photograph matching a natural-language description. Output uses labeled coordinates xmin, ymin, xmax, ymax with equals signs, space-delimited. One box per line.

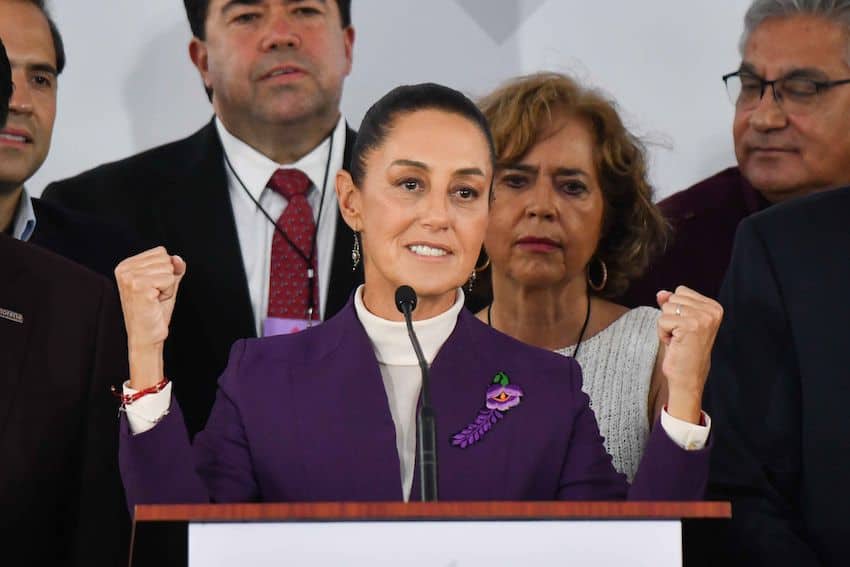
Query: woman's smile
xmin=406 ymin=242 xmax=452 ymax=258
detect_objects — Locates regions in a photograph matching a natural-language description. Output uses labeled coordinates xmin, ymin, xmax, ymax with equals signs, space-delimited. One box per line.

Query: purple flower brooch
xmin=451 ymin=371 xmax=524 ymax=449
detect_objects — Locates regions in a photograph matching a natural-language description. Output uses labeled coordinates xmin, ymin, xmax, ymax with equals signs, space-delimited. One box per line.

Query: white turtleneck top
xmin=353 ymin=286 xmax=464 ymax=500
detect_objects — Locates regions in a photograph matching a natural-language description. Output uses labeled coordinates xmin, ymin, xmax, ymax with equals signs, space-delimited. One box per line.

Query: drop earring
xmin=467 ymin=249 xmax=490 ymax=292
xmin=351 ymin=232 xmax=361 ymax=270
xmin=467 ymin=269 xmax=477 ymax=292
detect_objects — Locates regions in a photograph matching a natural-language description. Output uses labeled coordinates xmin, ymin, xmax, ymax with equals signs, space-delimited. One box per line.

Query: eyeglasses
xmin=722 ymin=70 xmax=850 ymax=114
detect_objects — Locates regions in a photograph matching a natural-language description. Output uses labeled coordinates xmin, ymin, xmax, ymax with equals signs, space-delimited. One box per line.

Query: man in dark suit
xmin=0 ymin=0 xmax=140 ymax=278
xmin=621 ymin=0 xmax=850 ymax=307
xmin=0 ymin=31 xmax=127 ymax=567
xmin=43 ymin=0 xmax=363 ymax=436
xmin=0 ymin=234 xmax=129 ymax=566
xmin=708 ymin=184 xmax=850 ymax=566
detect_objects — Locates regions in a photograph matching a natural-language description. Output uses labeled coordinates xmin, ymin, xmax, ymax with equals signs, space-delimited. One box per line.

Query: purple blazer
xmin=120 ymin=299 xmax=709 ymax=508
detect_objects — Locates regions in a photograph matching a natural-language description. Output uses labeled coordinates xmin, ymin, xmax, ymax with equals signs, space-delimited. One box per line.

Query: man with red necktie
xmin=42 ymin=0 xmax=362 ymax=436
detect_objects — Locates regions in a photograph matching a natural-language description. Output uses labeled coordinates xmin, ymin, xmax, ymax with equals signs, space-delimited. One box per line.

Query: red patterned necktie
xmin=267 ymin=168 xmax=319 ymax=320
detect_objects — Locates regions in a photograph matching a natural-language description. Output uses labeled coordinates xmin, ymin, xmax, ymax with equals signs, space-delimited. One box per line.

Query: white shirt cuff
xmin=660 ymin=408 xmax=711 ymax=451
xmin=122 ymin=380 xmax=172 ymax=435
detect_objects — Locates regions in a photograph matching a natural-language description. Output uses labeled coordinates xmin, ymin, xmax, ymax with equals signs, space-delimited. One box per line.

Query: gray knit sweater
xmin=555 ymin=306 xmax=660 ymax=482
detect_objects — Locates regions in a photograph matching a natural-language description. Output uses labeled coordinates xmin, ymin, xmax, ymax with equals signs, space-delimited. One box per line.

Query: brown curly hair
xmin=477 ymin=72 xmax=669 ymax=299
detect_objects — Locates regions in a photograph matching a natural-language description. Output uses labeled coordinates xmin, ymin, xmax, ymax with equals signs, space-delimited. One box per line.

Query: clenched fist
xmin=114 ymin=247 xmax=186 ymax=389
xmin=656 ymin=286 xmax=723 ymax=424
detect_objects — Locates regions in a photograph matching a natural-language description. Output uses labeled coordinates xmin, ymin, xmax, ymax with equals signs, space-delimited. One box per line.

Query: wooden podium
xmin=130 ymin=501 xmax=729 ymax=566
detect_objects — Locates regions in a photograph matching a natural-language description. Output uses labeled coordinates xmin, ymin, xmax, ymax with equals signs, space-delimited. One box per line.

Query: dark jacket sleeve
xmin=119 ymin=340 xmax=258 ymax=511
xmin=707 ymin=219 xmax=820 ymax=565
xmin=72 ymin=280 xmax=131 ymax=566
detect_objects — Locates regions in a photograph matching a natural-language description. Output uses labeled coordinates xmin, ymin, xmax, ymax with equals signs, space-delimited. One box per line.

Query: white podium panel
xmin=189 ymin=519 xmax=681 ymax=566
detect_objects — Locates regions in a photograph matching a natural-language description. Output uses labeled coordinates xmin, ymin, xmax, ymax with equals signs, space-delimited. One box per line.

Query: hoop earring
xmin=587 ymin=257 xmax=608 ymax=292
xmin=474 ymin=251 xmax=491 ymax=273
xmin=351 ymin=232 xmax=361 ymax=271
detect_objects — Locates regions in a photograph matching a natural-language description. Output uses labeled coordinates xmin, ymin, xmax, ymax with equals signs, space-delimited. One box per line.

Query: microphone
xmin=395 ymin=285 xmax=438 ymax=502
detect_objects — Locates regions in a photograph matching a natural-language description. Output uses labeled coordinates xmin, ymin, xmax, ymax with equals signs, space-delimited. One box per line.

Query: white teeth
xmin=269 ymin=69 xmax=294 ymax=77
xmin=408 ymin=245 xmax=448 ymax=257
xmin=0 ymin=133 xmax=26 ymax=143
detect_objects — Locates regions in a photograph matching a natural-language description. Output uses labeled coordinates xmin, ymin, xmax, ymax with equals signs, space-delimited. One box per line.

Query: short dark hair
xmin=29 ymin=1 xmax=66 ymax=74
xmin=183 ymin=0 xmax=352 ymax=40
xmin=0 ymin=40 xmax=11 ymax=127
xmin=349 ymin=82 xmax=496 ymax=187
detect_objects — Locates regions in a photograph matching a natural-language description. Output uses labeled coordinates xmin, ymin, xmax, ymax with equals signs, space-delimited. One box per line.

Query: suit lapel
xmin=157 ymin=120 xmax=256 ymax=343
xmin=158 ymin=124 xmax=361 ymax=333
xmin=291 ymin=302 xmax=402 ymax=500
xmin=0 ymin=239 xmax=36 ymax=440
xmin=409 ymin=310 xmax=514 ymax=501
xmin=160 ymin=123 xmax=361 ymax=331
xmin=325 ymin=127 xmax=363 ymax=318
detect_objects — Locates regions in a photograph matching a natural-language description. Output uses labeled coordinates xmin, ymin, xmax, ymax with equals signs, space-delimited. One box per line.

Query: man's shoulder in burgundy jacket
xmin=620 ymin=167 xmax=769 ymax=308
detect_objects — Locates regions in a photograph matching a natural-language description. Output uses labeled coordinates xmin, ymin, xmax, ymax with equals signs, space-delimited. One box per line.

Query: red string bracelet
xmin=111 ymin=378 xmax=170 ymax=406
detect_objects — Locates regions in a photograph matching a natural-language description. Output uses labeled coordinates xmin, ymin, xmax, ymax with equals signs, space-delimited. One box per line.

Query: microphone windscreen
xmin=395 ymin=285 xmax=417 ymax=314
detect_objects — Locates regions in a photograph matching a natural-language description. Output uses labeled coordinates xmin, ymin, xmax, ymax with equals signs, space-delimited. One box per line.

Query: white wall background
xmin=28 ymin=0 xmax=750 ymax=199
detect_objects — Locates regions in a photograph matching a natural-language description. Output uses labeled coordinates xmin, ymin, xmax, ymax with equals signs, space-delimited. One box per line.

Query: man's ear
xmin=335 ymin=169 xmax=362 ymax=232
xmin=342 ymin=26 xmax=355 ymax=77
xmin=188 ymin=38 xmax=212 ymax=91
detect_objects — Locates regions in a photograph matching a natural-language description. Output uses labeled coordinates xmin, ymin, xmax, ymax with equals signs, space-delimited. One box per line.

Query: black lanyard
xmin=223 ymin=130 xmax=335 ymax=321
xmin=487 ymin=288 xmax=591 ymax=359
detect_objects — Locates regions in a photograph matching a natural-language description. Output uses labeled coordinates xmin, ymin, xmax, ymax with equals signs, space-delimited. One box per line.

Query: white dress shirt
xmin=10 ymin=186 xmax=36 ymax=241
xmin=216 ymin=116 xmax=347 ymax=334
xmin=124 ymin=287 xmax=710 ymax=497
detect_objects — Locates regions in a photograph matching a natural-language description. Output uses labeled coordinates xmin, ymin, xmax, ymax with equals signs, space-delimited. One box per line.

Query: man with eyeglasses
xmin=707 ymin=2 xmax=850 ymax=562
xmin=621 ymin=0 xmax=850 ymax=309
xmin=641 ymin=2 xmax=850 ymax=565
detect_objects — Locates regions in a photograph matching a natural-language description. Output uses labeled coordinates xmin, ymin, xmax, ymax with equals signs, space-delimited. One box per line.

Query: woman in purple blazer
xmin=115 ymin=83 xmax=711 ymax=509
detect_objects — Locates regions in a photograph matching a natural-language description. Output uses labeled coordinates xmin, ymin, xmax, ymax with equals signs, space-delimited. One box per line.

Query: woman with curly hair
xmin=476 ymin=72 xmax=723 ymax=481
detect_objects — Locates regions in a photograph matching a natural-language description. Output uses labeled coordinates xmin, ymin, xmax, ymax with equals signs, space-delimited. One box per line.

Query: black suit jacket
xmin=0 ymin=234 xmax=128 ymax=566
xmin=42 ymin=120 xmax=363 ymax=435
xmin=28 ymin=197 xmax=143 ymax=279
xmin=708 ymin=185 xmax=850 ymax=566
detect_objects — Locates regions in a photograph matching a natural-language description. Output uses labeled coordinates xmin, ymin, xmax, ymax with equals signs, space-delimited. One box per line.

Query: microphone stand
xmin=396 ymin=286 xmax=439 ymax=502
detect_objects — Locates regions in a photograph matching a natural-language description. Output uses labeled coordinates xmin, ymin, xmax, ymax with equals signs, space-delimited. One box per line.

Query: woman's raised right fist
xmin=115 ymin=247 xmax=186 ymax=388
